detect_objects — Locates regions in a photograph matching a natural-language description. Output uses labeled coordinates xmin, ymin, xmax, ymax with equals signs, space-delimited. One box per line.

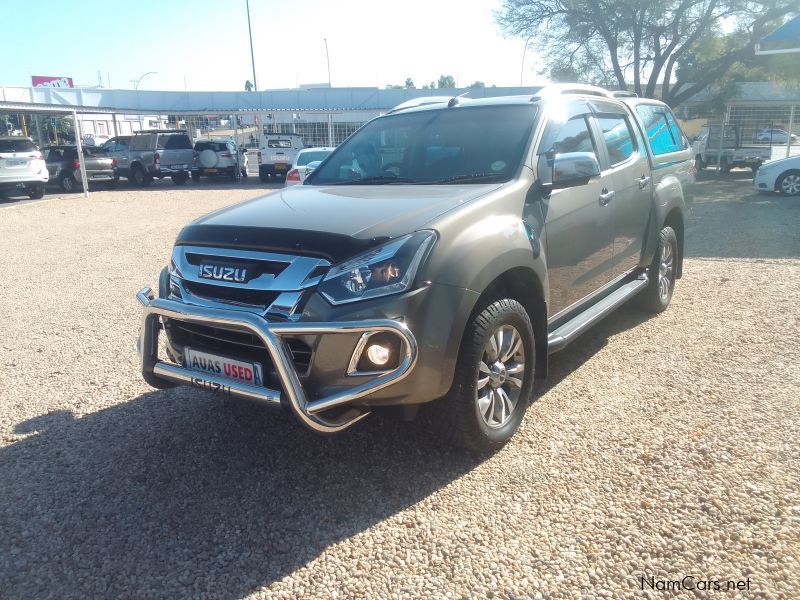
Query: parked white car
xmin=753 ymin=129 xmax=797 ymax=145
xmin=753 ymin=155 xmax=800 ymax=196
xmin=0 ymin=137 xmax=48 ymax=199
xmin=284 ymin=147 xmax=335 ymax=186
xmin=191 ymin=139 xmax=248 ymax=181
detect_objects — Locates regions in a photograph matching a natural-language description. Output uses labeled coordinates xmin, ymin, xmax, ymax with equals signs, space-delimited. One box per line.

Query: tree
xmin=244 ymin=80 xmax=254 ymax=92
xmin=437 ymin=74 xmax=456 ymax=88
xmin=496 ymin=0 xmax=796 ymax=107
xmin=405 ymin=78 xmax=416 ymax=88
xmin=468 ymin=81 xmax=486 ymax=88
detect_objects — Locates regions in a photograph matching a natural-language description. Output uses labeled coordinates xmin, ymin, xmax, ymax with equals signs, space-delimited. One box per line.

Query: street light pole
xmin=133 ymin=71 xmax=158 ymax=90
xmin=324 ymin=38 xmax=331 ymax=87
xmin=520 ymin=34 xmax=534 ymax=87
xmin=246 ymin=0 xmax=258 ymax=91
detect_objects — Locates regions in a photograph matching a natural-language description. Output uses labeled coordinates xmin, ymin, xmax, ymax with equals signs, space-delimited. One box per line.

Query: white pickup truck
xmin=258 ymin=133 xmax=304 ymax=182
xmin=692 ymin=125 xmax=771 ymax=173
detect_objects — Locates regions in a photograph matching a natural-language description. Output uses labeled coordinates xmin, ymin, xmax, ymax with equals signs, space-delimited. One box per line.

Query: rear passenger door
xmin=591 ymin=102 xmax=652 ymax=277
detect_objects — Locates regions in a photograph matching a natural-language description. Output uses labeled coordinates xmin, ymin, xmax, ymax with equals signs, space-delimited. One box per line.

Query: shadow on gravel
xmin=687 ymin=170 xmax=800 ymax=260
xmin=0 ymin=392 xmax=482 ymax=598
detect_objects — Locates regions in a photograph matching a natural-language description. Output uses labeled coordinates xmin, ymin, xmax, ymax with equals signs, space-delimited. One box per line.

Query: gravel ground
xmin=0 ymin=172 xmax=798 ymax=599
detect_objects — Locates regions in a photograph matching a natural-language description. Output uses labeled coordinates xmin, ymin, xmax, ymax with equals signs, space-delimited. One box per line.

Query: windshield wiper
xmin=328 ymin=175 xmax=420 ymax=185
xmin=432 ymin=173 xmax=508 ymax=184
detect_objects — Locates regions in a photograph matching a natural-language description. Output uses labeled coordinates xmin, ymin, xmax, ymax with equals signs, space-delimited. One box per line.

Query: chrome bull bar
xmin=136 ymin=287 xmax=418 ymax=434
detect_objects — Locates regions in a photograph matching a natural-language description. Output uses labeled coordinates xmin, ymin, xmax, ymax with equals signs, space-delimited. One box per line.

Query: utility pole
xmin=324 ymin=38 xmax=331 ymax=87
xmin=246 ymin=0 xmax=258 ymax=91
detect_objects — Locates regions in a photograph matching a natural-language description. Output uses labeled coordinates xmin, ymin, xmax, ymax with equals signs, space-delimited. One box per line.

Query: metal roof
xmin=0 ymin=85 xmax=543 ymax=115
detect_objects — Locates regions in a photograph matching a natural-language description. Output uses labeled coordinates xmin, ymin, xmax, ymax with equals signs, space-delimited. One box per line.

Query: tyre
xmin=719 ymin=157 xmax=731 ymax=173
xmin=777 ymin=170 xmax=800 ymax=196
xmin=131 ymin=165 xmax=151 ymax=187
xmin=259 ymin=171 xmax=270 ymax=183
xmin=107 ymin=178 xmax=119 ymax=190
xmin=27 ymin=184 xmax=45 ymax=199
xmin=694 ymin=155 xmax=705 ymax=171
xmin=636 ymin=226 xmax=678 ymax=313
xmin=191 ymin=170 xmax=201 ymax=182
xmin=171 ymin=172 xmax=188 ymax=185
xmin=228 ymin=167 xmax=238 ymax=181
xmin=427 ymin=299 xmax=535 ymax=453
xmin=59 ymin=173 xmax=76 ymax=192
xmin=241 ymin=168 xmax=248 ymax=178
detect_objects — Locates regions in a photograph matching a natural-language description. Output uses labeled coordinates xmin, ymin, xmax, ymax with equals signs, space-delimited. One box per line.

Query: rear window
xmin=267 ymin=139 xmax=293 ymax=148
xmin=83 ymin=146 xmax=108 ymax=157
xmin=0 ymin=138 xmax=36 ymax=153
xmin=296 ymin=150 xmax=332 ymax=166
xmin=157 ymin=134 xmax=193 ymax=150
xmin=195 ymin=141 xmax=229 ymax=152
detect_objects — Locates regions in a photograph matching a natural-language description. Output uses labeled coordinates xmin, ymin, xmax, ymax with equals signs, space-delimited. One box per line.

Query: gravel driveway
xmin=1 ymin=173 xmax=798 ymax=598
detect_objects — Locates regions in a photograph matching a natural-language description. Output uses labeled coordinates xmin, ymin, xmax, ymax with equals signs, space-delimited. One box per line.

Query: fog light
xmin=366 ymin=344 xmax=391 ymax=366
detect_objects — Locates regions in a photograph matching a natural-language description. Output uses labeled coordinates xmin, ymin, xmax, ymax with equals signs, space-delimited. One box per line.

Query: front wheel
xmin=131 ymin=166 xmax=151 ymax=187
xmin=694 ymin=155 xmax=705 ymax=171
xmin=636 ymin=226 xmax=678 ymax=313
xmin=777 ymin=170 xmax=800 ymax=196
xmin=427 ymin=299 xmax=535 ymax=453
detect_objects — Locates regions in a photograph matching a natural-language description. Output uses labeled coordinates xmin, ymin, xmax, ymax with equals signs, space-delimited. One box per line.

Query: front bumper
xmin=136 ymin=287 xmax=418 ymax=433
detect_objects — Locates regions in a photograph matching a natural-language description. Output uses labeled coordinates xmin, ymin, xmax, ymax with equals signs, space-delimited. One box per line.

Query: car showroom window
xmin=597 ymin=115 xmax=636 ymax=165
xmin=635 ymin=104 xmax=681 ymax=155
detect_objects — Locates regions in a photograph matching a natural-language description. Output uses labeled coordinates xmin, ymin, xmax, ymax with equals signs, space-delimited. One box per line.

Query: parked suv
xmin=136 ymin=85 xmax=693 ymax=451
xmin=191 ymin=139 xmax=248 ymax=181
xmin=45 ymin=145 xmax=117 ymax=191
xmin=0 ymin=137 xmax=48 ymax=199
xmin=117 ymin=129 xmax=193 ymax=186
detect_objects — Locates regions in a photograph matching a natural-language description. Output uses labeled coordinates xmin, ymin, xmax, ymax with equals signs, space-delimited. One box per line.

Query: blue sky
xmin=2 ymin=0 xmax=546 ymax=91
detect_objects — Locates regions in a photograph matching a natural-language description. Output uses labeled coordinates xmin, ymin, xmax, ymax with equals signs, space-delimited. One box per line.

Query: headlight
xmin=318 ymin=230 xmax=436 ymax=305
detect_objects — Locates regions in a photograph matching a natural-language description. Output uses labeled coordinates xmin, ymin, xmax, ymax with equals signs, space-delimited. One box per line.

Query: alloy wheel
xmin=659 ymin=240 xmax=674 ymax=301
xmin=780 ymin=174 xmax=800 ymax=196
xmin=477 ymin=325 xmax=525 ymax=429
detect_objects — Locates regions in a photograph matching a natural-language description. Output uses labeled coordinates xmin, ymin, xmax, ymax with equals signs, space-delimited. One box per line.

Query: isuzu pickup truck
xmin=137 ymin=85 xmax=694 ymax=451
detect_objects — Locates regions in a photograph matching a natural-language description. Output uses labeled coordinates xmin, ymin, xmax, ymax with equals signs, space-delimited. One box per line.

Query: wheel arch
xmin=468 ymin=267 xmax=548 ymax=380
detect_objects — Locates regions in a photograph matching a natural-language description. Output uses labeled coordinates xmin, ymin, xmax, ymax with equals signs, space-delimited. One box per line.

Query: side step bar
xmin=547 ymin=275 xmax=649 ymax=353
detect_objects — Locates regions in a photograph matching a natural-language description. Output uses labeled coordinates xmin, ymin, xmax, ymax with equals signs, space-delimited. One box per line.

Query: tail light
xmin=286 ymin=168 xmax=301 ymax=182
xmin=112 ymin=159 xmax=118 ymax=168
xmin=221 ymin=152 xmax=233 ymax=158
xmin=29 ymin=151 xmax=43 ymax=160
xmin=257 ymin=151 xmax=262 ymax=165
xmin=72 ymin=159 xmax=81 ymax=169
xmin=154 ymin=152 xmax=161 ymax=169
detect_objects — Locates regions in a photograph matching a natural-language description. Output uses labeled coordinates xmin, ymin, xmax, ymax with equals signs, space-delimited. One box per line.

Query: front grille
xmin=165 ymin=319 xmax=313 ymax=375
xmin=184 ymin=251 xmax=288 ymax=279
xmin=183 ymin=280 xmax=280 ymax=308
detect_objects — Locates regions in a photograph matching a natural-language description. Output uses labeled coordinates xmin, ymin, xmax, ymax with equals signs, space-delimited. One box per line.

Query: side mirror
xmin=551 ymin=152 xmax=600 ymax=188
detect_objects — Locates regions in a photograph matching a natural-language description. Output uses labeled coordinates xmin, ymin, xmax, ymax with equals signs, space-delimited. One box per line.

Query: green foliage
xmin=244 ymin=80 xmax=254 ymax=92
xmin=468 ymin=81 xmax=486 ymax=88
xmin=437 ymin=75 xmax=456 ymax=88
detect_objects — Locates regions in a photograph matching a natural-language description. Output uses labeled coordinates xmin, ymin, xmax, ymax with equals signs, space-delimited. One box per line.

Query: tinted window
xmin=635 ymin=105 xmax=683 ymax=155
xmin=84 ymin=146 xmax=108 ymax=157
xmin=597 ymin=115 xmax=636 ymax=165
xmin=267 ymin=139 xmax=293 ymax=148
xmin=130 ymin=135 xmax=151 ymax=151
xmin=541 ymin=116 xmax=597 ymax=155
xmin=158 ymin=134 xmax=192 ymax=150
xmin=309 ymin=105 xmax=538 ymax=185
xmin=0 ymin=138 xmax=36 ymax=153
xmin=296 ymin=150 xmax=332 ymax=165
xmin=45 ymin=148 xmax=63 ymax=161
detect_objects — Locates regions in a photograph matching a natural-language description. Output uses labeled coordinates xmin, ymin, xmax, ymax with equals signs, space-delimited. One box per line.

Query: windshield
xmin=307 ymin=104 xmax=538 ymax=185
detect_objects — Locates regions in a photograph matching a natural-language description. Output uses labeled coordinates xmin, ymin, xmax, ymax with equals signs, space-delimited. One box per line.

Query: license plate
xmin=205 ymin=168 xmax=217 ymax=173
xmin=270 ymin=155 xmax=286 ymax=162
xmin=169 ymin=164 xmax=188 ymax=170
xmin=184 ymin=347 xmax=263 ymax=386
xmin=274 ymin=164 xmax=288 ymax=170
xmin=91 ymin=174 xmax=112 ymax=179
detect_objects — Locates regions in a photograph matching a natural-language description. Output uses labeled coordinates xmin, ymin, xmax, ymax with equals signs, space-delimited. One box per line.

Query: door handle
xmin=599 ymin=189 xmax=615 ymax=206
xmin=638 ymin=175 xmax=651 ymax=189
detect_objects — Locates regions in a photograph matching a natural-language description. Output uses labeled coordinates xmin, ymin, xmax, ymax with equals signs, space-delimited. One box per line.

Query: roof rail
xmin=387 ymin=96 xmax=453 ymax=114
xmin=532 ymin=84 xmax=614 ymax=100
xmin=133 ymin=128 xmax=188 ymax=134
xmin=611 ymin=90 xmax=638 ymax=98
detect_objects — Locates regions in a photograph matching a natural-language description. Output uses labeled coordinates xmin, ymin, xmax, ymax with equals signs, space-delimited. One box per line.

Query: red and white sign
xmin=31 ymin=76 xmax=74 ymax=88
